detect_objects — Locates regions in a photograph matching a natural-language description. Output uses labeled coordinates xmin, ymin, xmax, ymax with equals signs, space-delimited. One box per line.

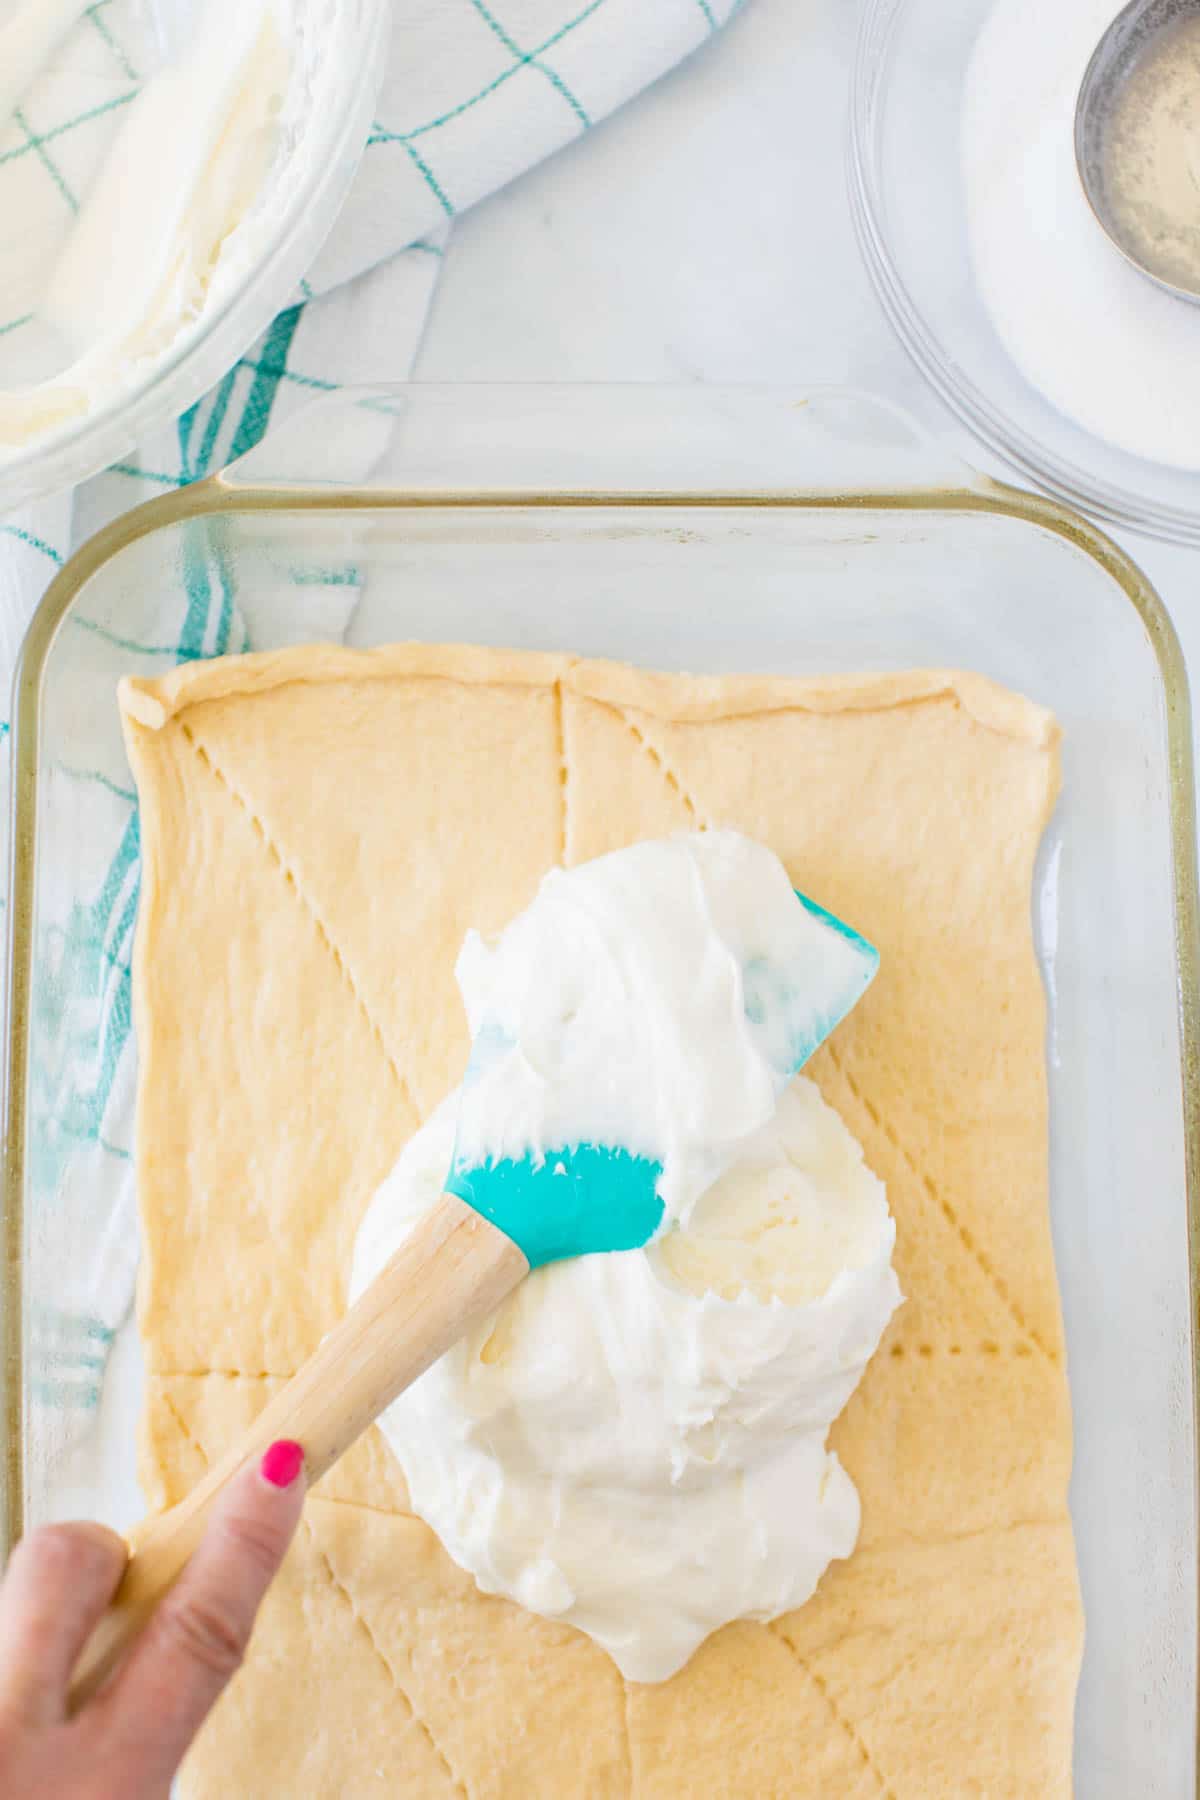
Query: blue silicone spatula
xmin=445 ymin=888 xmax=877 ymax=1267
xmin=68 ymin=887 xmax=876 ymax=1709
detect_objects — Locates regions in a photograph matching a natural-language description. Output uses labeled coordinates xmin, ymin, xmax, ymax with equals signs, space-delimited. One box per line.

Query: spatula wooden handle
xmin=67 ymin=1195 xmax=528 ymax=1711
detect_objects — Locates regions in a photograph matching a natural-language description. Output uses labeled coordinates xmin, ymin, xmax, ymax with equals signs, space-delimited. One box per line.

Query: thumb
xmin=99 ymin=1441 xmax=305 ymax=1784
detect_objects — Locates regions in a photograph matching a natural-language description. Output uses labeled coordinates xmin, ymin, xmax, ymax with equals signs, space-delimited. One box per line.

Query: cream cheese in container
xmin=0 ymin=0 xmax=385 ymax=508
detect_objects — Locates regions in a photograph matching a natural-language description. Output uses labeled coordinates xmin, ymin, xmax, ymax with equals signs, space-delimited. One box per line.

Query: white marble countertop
xmin=413 ymin=0 xmax=1200 ymax=686
xmin=44 ymin=17 xmax=1196 ymax=1782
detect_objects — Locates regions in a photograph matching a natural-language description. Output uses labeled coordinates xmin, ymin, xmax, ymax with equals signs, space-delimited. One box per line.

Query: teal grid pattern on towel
xmin=0 ymin=0 xmax=746 ymax=1450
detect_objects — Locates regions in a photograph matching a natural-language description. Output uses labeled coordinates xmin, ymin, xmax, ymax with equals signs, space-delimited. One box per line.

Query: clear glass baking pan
xmin=2 ymin=386 xmax=1197 ymax=1795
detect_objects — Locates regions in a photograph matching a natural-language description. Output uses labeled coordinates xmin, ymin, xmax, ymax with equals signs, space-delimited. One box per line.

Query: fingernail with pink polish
xmin=260 ymin=1439 xmax=305 ymax=1489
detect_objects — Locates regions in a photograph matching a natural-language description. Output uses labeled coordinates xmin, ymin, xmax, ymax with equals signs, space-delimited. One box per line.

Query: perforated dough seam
xmin=860 ymin=1513 xmax=1068 ymax=1558
xmin=304 ymin=1526 xmax=468 ymax=1796
xmin=770 ymin=1625 xmax=899 ymax=1799
xmin=824 ymin=1042 xmax=1057 ymax=1364
xmin=553 ymin=678 xmax=570 ymax=865
xmin=160 ymin=1391 xmax=208 ymax=1474
xmin=596 ymin=700 xmax=706 ymax=825
xmin=308 ymin=1495 xmax=411 ymax=1523
xmin=618 ymin=1674 xmax=635 ymax=1795
xmin=157 ymin=1369 xmax=291 ymax=1381
xmin=180 ymin=723 xmax=424 ymax=1126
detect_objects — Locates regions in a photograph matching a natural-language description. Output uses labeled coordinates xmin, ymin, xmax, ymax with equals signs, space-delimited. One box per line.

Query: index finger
xmin=0 ymin=1523 xmax=126 ymax=1725
xmin=96 ymin=1442 xmax=305 ymax=1784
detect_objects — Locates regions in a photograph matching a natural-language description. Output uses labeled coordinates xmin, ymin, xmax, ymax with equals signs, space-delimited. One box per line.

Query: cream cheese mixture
xmin=351 ymin=832 xmax=901 ymax=1683
xmin=449 ymin=830 xmax=878 ymax=1227
xmin=0 ymin=0 xmax=300 ymax=455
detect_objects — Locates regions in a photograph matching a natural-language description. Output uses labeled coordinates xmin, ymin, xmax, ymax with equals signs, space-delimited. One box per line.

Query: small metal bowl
xmin=1075 ymin=0 xmax=1200 ymax=303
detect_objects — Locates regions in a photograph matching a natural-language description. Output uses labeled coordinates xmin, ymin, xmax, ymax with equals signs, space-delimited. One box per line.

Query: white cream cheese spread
xmin=350 ymin=832 xmax=901 ymax=1683
xmin=449 ymin=829 xmax=879 ymax=1232
xmin=0 ymin=0 xmax=296 ymax=455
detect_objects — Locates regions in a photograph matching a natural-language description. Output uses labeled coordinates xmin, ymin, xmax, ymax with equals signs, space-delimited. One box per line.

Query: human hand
xmin=0 ymin=1439 xmax=306 ymax=1799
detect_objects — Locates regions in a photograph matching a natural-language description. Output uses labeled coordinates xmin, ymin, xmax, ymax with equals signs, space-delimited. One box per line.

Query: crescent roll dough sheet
xmin=120 ymin=644 xmax=1082 ymax=1798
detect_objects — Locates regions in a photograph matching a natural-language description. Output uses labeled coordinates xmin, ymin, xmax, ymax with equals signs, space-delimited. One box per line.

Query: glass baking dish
xmin=2 ymin=386 xmax=1196 ymax=1795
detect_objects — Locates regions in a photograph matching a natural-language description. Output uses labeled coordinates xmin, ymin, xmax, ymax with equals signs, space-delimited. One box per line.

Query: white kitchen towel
xmin=4 ymin=0 xmax=744 ymax=1447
